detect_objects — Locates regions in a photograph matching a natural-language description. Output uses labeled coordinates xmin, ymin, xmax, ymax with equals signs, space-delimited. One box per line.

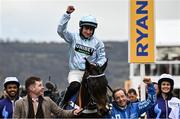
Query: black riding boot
xmin=60 ymin=81 xmax=81 ymax=108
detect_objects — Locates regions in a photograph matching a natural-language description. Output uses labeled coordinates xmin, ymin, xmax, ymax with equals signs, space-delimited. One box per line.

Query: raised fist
xmin=66 ymin=6 xmax=75 ymax=14
xmin=143 ymin=76 xmax=152 ymax=85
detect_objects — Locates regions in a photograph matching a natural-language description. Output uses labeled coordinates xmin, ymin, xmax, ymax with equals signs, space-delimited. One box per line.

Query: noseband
xmin=86 ymin=73 xmax=105 ymax=79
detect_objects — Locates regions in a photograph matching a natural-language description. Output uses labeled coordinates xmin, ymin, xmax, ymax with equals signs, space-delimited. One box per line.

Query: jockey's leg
xmin=61 ymin=81 xmax=81 ymax=107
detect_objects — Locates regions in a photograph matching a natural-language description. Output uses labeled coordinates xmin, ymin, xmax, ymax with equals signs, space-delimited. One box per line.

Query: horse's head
xmin=81 ymin=58 xmax=109 ymax=116
xmin=84 ymin=58 xmax=107 ymax=76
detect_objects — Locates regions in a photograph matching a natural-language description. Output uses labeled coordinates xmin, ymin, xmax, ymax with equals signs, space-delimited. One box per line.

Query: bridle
xmin=76 ymin=72 xmax=114 ymax=116
xmin=77 ymin=73 xmax=106 ymax=114
xmin=78 ymin=73 xmax=114 ymax=115
xmin=86 ymin=73 xmax=113 ymax=93
xmin=86 ymin=73 xmax=105 ymax=79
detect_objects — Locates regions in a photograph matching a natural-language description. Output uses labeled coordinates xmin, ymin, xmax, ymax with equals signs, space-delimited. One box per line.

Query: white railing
xmin=130 ymin=61 xmax=180 ymax=89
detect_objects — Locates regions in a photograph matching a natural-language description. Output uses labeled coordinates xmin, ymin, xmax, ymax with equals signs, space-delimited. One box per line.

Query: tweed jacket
xmin=13 ymin=96 xmax=74 ymax=118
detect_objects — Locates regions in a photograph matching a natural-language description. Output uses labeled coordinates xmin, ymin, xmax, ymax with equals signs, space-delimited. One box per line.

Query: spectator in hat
xmin=148 ymin=74 xmax=180 ymax=119
xmin=0 ymin=77 xmax=21 ymax=118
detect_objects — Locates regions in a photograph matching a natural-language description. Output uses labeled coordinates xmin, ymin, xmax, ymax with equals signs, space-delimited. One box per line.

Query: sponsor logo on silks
xmin=129 ymin=0 xmax=155 ymax=63
xmin=169 ymin=102 xmax=180 ymax=107
xmin=75 ymin=44 xmax=94 ymax=56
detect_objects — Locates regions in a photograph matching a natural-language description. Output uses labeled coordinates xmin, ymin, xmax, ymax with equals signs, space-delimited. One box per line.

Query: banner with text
xmin=129 ymin=0 xmax=155 ymax=63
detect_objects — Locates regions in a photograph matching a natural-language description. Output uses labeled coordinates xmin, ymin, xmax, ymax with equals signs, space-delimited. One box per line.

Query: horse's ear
xmin=100 ymin=58 xmax=108 ymax=72
xmin=85 ymin=58 xmax=91 ymax=70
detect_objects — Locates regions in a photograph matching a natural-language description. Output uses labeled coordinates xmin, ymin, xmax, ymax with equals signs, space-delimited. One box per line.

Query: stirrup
xmin=58 ymin=89 xmax=67 ymax=108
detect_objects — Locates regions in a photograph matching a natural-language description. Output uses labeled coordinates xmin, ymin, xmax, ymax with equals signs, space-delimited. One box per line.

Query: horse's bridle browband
xmin=86 ymin=73 xmax=105 ymax=79
xmin=86 ymin=73 xmax=113 ymax=93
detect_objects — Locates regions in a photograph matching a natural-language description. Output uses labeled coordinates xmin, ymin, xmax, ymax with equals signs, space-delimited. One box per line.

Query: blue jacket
xmin=106 ymin=83 xmax=156 ymax=119
xmin=0 ymin=97 xmax=20 ymax=119
xmin=57 ymin=13 xmax=106 ymax=70
xmin=148 ymin=95 xmax=180 ymax=119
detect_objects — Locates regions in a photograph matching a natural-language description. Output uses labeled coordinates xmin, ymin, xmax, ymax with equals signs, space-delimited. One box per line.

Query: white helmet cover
xmin=79 ymin=15 xmax=98 ymax=28
xmin=4 ymin=77 xmax=20 ymax=88
xmin=158 ymin=73 xmax=174 ymax=89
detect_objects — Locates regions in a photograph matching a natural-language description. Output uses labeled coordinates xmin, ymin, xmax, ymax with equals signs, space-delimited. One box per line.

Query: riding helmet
xmin=158 ymin=74 xmax=174 ymax=92
xmin=79 ymin=15 xmax=98 ymax=28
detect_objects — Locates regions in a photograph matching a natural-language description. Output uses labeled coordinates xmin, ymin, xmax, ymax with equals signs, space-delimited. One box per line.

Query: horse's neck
xmin=77 ymin=85 xmax=91 ymax=108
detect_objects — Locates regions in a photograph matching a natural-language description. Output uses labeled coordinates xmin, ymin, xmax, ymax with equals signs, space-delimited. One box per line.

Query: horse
xmin=64 ymin=58 xmax=110 ymax=118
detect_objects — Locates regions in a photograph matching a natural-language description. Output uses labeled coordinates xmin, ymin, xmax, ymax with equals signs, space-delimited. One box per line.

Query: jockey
xmin=57 ymin=5 xmax=107 ymax=107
